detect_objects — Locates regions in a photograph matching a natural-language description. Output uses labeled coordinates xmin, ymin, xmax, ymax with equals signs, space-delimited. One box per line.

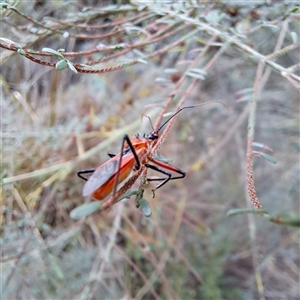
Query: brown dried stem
xmin=246 ymin=61 xmax=265 ymax=210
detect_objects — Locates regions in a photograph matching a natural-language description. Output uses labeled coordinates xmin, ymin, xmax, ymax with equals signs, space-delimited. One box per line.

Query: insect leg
xmin=113 ymin=135 xmax=141 ymax=195
xmin=77 ymin=169 xmax=95 ymax=181
xmin=123 ymin=135 xmax=141 ymax=170
xmin=146 ymin=158 xmax=186 ymax=189
xmin=145 ymin=163 xmax=171 ymax=190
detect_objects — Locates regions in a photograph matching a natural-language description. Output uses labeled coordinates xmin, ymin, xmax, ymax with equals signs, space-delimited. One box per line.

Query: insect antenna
xmin=157 ymin=100 xmax=228 ymax=132
xmin=141 ymin=114 xmax=155 ymax=131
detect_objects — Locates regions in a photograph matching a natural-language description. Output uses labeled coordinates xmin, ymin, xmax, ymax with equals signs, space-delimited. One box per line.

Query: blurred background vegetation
xmin=1 ymin=1 xmax=299 ymax=299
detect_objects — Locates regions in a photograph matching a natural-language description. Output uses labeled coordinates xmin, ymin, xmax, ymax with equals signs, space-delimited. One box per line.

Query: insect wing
xmin=82 ymin=160 xmax=118 ymax=196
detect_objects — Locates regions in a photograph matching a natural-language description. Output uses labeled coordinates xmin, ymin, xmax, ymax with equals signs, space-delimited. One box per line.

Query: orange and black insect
xmin=77 ymin=102 xmax=225 ymax=201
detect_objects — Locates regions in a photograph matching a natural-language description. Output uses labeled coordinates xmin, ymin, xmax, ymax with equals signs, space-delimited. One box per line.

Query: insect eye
xmin=147 ymin=130 xmax=159 ymax=140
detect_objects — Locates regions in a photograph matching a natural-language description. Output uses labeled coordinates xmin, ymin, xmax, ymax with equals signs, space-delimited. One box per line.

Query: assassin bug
xmin=77 ymin=101 xmax=226 ymax=201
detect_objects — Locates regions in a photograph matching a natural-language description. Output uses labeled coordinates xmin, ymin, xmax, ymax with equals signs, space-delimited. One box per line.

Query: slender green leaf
xmin=185 ymin=72 xmax=205 ymax=80
xmin=137 ymin=58 xmax=148 ymax=64
xmin=252 ymin=142 xmax=265 ymax=149
xmin=285 ymin=6 xmax=299 ymax=19
xmin=56 ymin=60 xmax=68 ymax=70
xmin=117 ymin=190 xmax=138 ymax=202
xmin=188 ymin=68 xmax=207 ymax=76
xmin=154 ymin=152 xmax=173 ymax=163
xmin=0 ymin=3 xmax=9 ymax=9
xmin=254 ymin=151 xmax=277 ymax=164
xmin=260 ymin=22 xmax=278 ymax=29
xmin=124 ymin=25 xmax=145 ymax=34
xmin=227 ymin=209 xmax=300 ymax=227
xmin=132 ymin=49 xmax=147 ymax=58
xmin=227 ymin=208 xmax=267 ymax=216
xmin=66 ymin=60 xmax=78 ymax=73
xmin=17 ymin=49 xmax=26 ymax=56
xmin=155 ymin=77 xmax=169 ymax=83
xmin=204 ymin=10 xmax=224 ymax=25
xmin=114 ymin=43 xmax=126 ymax=50
xmin=164 ymin=68 xmax=178 ymax=74
xmin=138 ymin=5 xmax=146 ymax=11
xmin=138 ymin=198 xmax=152 ymax=217
xmin=289 ymin=7 xmax=299 ymax=13
xmin=266 ymin=215 xmax=300 ymax=227
xmin=290 ymin=32 xmax=298 ymax=44
xmin=186 ymin=69 xmax=207 ymax=80
xmin=42 ymin=47 xmax=64 ymax=58
xmin=79 ymin=64 xmax=95 ymax=70
xmin=70 ymin=202 xmax=101 ymax=220
xmin=252 ymin=142 xmax=273 ymax=152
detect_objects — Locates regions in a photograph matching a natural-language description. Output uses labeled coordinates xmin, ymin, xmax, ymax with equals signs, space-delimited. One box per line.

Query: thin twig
xmin=246 ymin=61 xmax=265 ymax=210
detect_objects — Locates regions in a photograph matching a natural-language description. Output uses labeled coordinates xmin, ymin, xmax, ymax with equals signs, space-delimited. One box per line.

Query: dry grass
xmin=1 ymin=1 xmax=299 ymax=299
